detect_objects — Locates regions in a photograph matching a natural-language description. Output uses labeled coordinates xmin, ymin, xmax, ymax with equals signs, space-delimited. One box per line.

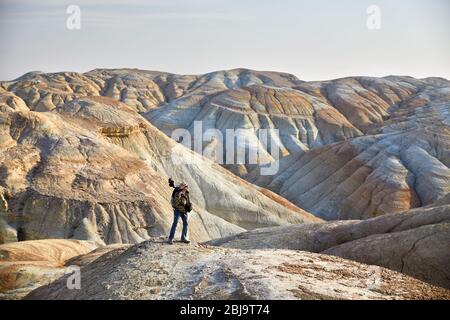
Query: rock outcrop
xmin=247 ymin=85 xmax=450 ymax=219
xmin=207 ymin=196 xmax=450 ymax=289
xmin=25 ymin=239 xmax=450 ymax=300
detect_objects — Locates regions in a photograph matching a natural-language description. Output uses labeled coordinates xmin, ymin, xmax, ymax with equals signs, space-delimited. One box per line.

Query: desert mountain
xmin=247 ymin=84 xmax=450 ymax=219
xmin=0 ymin=68 xmax=449 ymax=299
xmin=2 ymin=69 xmax=448 ymax=221
xmin=0 ymin=89 xmax=317 ymax=245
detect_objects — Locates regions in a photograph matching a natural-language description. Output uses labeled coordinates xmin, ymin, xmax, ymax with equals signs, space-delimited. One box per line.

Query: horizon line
xmin=3 ymin=67 xmax=450 ymax=83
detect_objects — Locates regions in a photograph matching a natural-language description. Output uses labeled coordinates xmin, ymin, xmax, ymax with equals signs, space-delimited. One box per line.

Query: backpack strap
xmin=171 ymin=187 xmax=180 ymax=198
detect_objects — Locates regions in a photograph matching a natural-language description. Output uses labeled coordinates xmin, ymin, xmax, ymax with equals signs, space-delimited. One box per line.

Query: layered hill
xmin=0 ymin=91 xmax=317 ymax=246
xmin=0 ymin=239 xmax=97 ymax=299
xmin=247 ymin=84 xmax=450 ymax=219
xmin=0 ymin=68 xmax=449 ymax=300
xmin=2 ymin=69 xmax=448 ymax=221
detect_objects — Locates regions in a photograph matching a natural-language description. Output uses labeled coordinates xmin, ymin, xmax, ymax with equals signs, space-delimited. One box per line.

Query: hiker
xmin=167 ymin=179 xmax=192 ymax=244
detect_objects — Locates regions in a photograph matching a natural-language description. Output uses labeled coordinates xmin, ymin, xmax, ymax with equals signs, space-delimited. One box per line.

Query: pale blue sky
xmin=1 ymin=0 xmax=449 ymax=81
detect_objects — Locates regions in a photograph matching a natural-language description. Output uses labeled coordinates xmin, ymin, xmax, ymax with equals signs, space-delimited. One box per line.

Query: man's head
xmin=178 ymin=182 xmax=188 ymax=191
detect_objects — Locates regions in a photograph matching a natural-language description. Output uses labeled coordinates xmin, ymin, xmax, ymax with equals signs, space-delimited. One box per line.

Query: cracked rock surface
xmin=25 ymin=239 xmax=450 ymax=300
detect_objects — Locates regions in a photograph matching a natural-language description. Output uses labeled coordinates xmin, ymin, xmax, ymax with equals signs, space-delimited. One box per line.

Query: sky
xmin=0 ymin=0 xmax=449 ymax=81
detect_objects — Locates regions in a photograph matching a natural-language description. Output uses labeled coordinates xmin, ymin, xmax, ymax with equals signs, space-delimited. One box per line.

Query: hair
xmin=168 ymin=178 xmax=175 ymax=188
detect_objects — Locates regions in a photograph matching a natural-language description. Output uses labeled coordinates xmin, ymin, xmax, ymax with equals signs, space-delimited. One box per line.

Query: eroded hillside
xmin=0 ymin=87 xmax=317 ymax=246
xmin=2 ymin=69 xmax=448 ymax=221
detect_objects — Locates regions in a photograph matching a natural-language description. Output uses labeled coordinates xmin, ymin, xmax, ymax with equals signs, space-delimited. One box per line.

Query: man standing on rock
xmin=168 ymin=180 xmax=192 ymax=244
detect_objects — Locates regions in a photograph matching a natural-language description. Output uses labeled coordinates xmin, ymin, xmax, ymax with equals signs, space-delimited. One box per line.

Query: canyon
xmin=0 ymin=69 xmax=448 ymax=299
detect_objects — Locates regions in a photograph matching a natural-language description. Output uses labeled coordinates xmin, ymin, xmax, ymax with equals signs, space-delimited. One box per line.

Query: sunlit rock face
xmin=0 ymin=68 xmax=448 ymax=240
xmin=247 ymin=84 xmax=450 ymax=219
xmin=0 ymin=87 xmax=317 ymax=245
xmin=0 ymin=69 xmax=449 ymax=299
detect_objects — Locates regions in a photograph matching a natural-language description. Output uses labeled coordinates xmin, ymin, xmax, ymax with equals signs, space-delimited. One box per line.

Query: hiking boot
xmin=167 ymin=239 xmax=174 ymax=245
xmin=181 ymin=239 xmax=190 ymax=244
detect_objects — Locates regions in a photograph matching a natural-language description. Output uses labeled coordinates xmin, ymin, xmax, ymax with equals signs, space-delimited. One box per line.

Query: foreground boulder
xmin=207 ymin=196 xmax=450 ymax=289
xmin=26 ymin=240 xmax=449 ymax=300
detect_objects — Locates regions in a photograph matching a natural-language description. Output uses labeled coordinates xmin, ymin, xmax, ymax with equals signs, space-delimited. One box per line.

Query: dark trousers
xmin=168 ymin=209 xmax=188 ymax=240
